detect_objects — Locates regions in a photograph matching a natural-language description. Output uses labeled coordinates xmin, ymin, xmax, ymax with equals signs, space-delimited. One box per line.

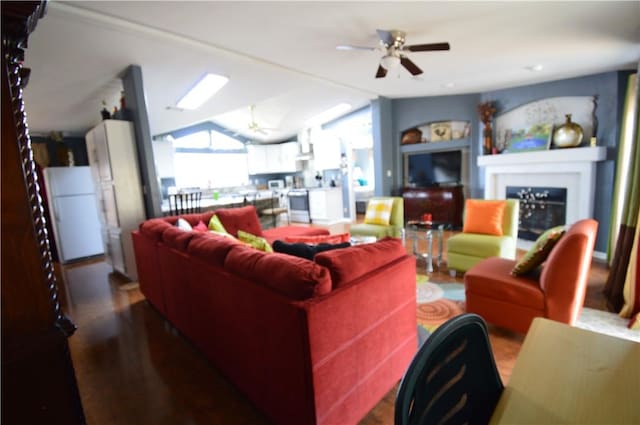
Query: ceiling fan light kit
xmin=337 ymin=29 xmax=450 ymax=79
xmin=380 ymin=54 xmax=401 ymax=69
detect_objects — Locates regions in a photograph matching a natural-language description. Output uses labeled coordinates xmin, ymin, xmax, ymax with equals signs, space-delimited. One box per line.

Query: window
xmin=171 ymin=129 xmax=249 ymax=189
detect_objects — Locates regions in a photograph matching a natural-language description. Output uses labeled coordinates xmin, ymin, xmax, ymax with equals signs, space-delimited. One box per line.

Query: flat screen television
xmin=406 ymin=150 xmax=461 ymax=187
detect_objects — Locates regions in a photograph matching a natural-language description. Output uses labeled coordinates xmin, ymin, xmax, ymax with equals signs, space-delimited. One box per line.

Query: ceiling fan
xmin=246 ymin=104 xmax=277 ymax=136
xmin=337 ymin=29 xmax=450 ymax=78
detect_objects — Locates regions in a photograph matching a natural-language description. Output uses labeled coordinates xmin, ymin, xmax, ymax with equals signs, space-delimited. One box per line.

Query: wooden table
xmin=490 ymin=318 xmax=640 ymax=424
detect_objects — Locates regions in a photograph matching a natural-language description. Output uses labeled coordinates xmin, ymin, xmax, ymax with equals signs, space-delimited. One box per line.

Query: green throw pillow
xmin=511 ymin=225 xmax=565 ymax=276
xmin=208 ymin=214 xmax=228 ymax=233
xmin=238 ymin=230 xmax=273 ymax=253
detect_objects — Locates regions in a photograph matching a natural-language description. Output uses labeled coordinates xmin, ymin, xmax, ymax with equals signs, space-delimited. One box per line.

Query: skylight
xmin=177 ymin=73 xmax=229 ymax=110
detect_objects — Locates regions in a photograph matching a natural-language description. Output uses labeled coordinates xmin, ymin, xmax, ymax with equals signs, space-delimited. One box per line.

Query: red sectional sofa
xmin=132 ymin=206 xmax=417 ymax=425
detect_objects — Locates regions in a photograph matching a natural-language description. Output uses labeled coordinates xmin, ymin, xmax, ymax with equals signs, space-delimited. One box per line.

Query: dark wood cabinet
xmin=402 ymin=185 xmax=464 ymax=228
xmin=2 ymin=2 xmax=85 ymax=424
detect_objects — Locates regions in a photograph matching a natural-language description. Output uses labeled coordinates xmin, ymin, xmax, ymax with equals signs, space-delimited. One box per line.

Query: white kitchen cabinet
xmin=247 ymin=142 xmax=301 ymax=174
xmin=312 ymin=130 xmax=341 ymax=170
xmin=309 ymin=187 xmax=344 ymax=224
xmin=247 ymin=144 xmax=269 ymax=174
xmin=278 ymin=141 xmax=301 ymax=172
xmin=86 ymin=120 xmax=145 ymax=280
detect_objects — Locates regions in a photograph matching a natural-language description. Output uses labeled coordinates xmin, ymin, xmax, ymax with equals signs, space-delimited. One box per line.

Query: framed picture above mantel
xmin=494 ymin=96 xmax=596 ymax=154
xmin=401 ymin=120 xmax=470 ymax=145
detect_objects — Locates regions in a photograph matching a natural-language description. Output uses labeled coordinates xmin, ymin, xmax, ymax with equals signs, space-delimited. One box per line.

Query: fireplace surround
xmin=478 ymin=146 xmax=606 ymax=247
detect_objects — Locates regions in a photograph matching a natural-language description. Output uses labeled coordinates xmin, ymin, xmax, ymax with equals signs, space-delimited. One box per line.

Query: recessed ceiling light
xmin=177 ymin=73 xmax=229 ymax=110
xmin=443 ymin=82 xmax=455 ymax=88
xmin=525 ymin=64 xmax=544 ymax=72
xmin=306 ymin=103 xmax=352 ymax=127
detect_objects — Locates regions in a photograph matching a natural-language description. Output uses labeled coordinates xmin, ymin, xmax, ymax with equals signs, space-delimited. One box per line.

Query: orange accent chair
xmin=463 ymin=219 xmax=598 ymax=334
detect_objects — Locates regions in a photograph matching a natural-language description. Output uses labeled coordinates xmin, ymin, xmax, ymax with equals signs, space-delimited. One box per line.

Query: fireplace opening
xmin=506 ymin=186 xmax=567 ymax=241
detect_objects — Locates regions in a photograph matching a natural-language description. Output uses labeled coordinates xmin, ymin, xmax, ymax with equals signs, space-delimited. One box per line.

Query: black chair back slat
xmin=168 ymin=192 xmax=202 ymax=216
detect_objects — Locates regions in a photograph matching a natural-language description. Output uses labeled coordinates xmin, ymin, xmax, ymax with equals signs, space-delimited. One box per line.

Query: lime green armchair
xmin=447 ymin=199 xmax=520 ymax=274
xmin=350 ymin=196 xmax=404 ymax=239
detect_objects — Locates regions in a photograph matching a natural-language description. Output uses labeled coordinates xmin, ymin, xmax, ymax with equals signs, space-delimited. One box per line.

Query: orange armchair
xmin=463 ymin=219 xmax=598 ymax=334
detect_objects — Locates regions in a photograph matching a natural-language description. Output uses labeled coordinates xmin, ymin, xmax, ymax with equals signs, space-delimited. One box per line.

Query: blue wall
xmin=382 ymin=71 xmax=632 ymax=253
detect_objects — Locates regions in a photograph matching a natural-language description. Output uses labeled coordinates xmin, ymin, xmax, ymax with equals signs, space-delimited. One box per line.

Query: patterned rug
xmin=416 ymin=275 xmax=465 ymax=333
xmin=416 ymin=275 xmax=640 ymax=342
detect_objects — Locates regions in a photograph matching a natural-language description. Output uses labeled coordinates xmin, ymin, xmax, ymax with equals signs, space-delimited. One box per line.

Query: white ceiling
xmin=23 ymin=1 xmax=640 ymax=142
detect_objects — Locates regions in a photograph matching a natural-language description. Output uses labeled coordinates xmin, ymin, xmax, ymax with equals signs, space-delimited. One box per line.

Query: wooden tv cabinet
xmin=402 ymin=185 xmax=464 ymax=228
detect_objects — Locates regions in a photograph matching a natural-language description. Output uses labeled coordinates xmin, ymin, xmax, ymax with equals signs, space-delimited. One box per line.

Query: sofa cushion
xmin=215 ymin=205 xmax=263 ymax=237
xmin=162 ymin=226 xmax=197 ymax=251
xmin=225 ymin=244 xmax=332 ymax=300
xmin=447 ymin=232 xmax=514 ymax=258
xmin=315 ymin=237 xmax=407 ymax=289
xmin=140 ymin=218 xmax=173 ymax=241
xmin=272 ymin=240 xmax=350 ymax=260
xmin=284 ymin=233 xmax=351 ymax=245
xmin=465 ymin=257 xmax=545 ymax=310
xmin=238 ymin=230 xmax=273 ymax=253
xmin=463 ymin=200 xmax=506 ymax=236
xmin=187 ymin=231 xmax=241 ymax=267
xmin=262 ymin=226 xmax=329 ymax=245
xmin=512 ymin=225 xmax=566 ymax=276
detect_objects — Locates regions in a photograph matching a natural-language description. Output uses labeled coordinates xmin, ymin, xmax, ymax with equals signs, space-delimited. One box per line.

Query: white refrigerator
xmin=43 ymin=166 xmax=104 ymax=263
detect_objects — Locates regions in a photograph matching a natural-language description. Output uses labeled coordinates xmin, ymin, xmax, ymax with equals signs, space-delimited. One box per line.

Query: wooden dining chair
xmin=395 ymin=313 xmax=503 ymax=425
xmin=168 ymin=192 xmax=202 ymax=216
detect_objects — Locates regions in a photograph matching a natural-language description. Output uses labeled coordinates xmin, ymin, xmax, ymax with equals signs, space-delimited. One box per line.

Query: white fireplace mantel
xmin=478 ymin=146 xmax=606 ymax=233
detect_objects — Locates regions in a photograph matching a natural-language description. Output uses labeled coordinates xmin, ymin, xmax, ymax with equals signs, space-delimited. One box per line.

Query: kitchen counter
xmin=161 ymin=193 xmax=282 ymax=220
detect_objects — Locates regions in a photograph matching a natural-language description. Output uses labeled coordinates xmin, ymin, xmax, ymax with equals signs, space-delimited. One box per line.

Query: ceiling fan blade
xmin=376 ymin=29 xmax=394 ymax=46
xmin=400 ymin=56 xmax=423 ymax=76
xmin=375 ymin=65 xmax=388 ymax=79
xmin=336 ymin=45 xmax=375 ymax=51
xmin=404 ymin=42 xmax=450 ymax=52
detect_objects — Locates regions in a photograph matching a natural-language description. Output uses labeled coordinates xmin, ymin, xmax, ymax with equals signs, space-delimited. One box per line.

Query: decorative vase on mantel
xmin=553 ymin=114 xmax=584 ymax=148
xmin=483 ymin=123 xmax=493 ymax=155
xmin=478 ymin=101 xmax=497 ymax=155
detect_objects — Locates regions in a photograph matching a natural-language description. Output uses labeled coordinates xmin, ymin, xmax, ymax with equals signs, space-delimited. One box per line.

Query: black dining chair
xmin=168 ymin=192 xmax=202 ymax=216
xmin=395 ymin=313 xmax=504 ymax=425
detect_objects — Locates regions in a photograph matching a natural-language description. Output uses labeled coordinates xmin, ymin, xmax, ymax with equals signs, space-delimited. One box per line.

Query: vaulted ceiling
xmin=23 ymin=1 xmax=640 ymax=142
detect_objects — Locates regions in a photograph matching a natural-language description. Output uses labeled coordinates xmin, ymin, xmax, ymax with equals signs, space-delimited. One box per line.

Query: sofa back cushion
xmin=187 ymin=232 xmax=241 ymax=267
xmin=162 ymin=226 xmax=197 ymax=251
xmin=315 ymin=237 xmax=409 ymax=289
xmin=215 ymin=205 xmax=263 ymax=237
xmin=225 ymin=244 xmax=332 ymax=300
xmin=140 ymin=218 xmax=173 ymax=241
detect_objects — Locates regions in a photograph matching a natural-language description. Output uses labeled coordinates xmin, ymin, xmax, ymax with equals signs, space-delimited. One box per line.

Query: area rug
xmin=416 ymin=275 xmax=640 ymax=342
xmin=416 ymin=275 xmax=465 ymax=333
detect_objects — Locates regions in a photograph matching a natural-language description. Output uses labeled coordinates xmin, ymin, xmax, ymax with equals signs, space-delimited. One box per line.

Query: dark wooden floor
xmin=56 ymin=226 xmax=610 ymax=425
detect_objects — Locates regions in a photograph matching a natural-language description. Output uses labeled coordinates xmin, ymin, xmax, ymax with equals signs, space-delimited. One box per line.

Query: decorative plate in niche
xmin=401 ymin=120 xmax=470 ymax=144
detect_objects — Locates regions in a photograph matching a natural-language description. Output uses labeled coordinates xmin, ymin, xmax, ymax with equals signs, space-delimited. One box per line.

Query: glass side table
xmin=403 ymin=220 xmax=451 ymax=273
